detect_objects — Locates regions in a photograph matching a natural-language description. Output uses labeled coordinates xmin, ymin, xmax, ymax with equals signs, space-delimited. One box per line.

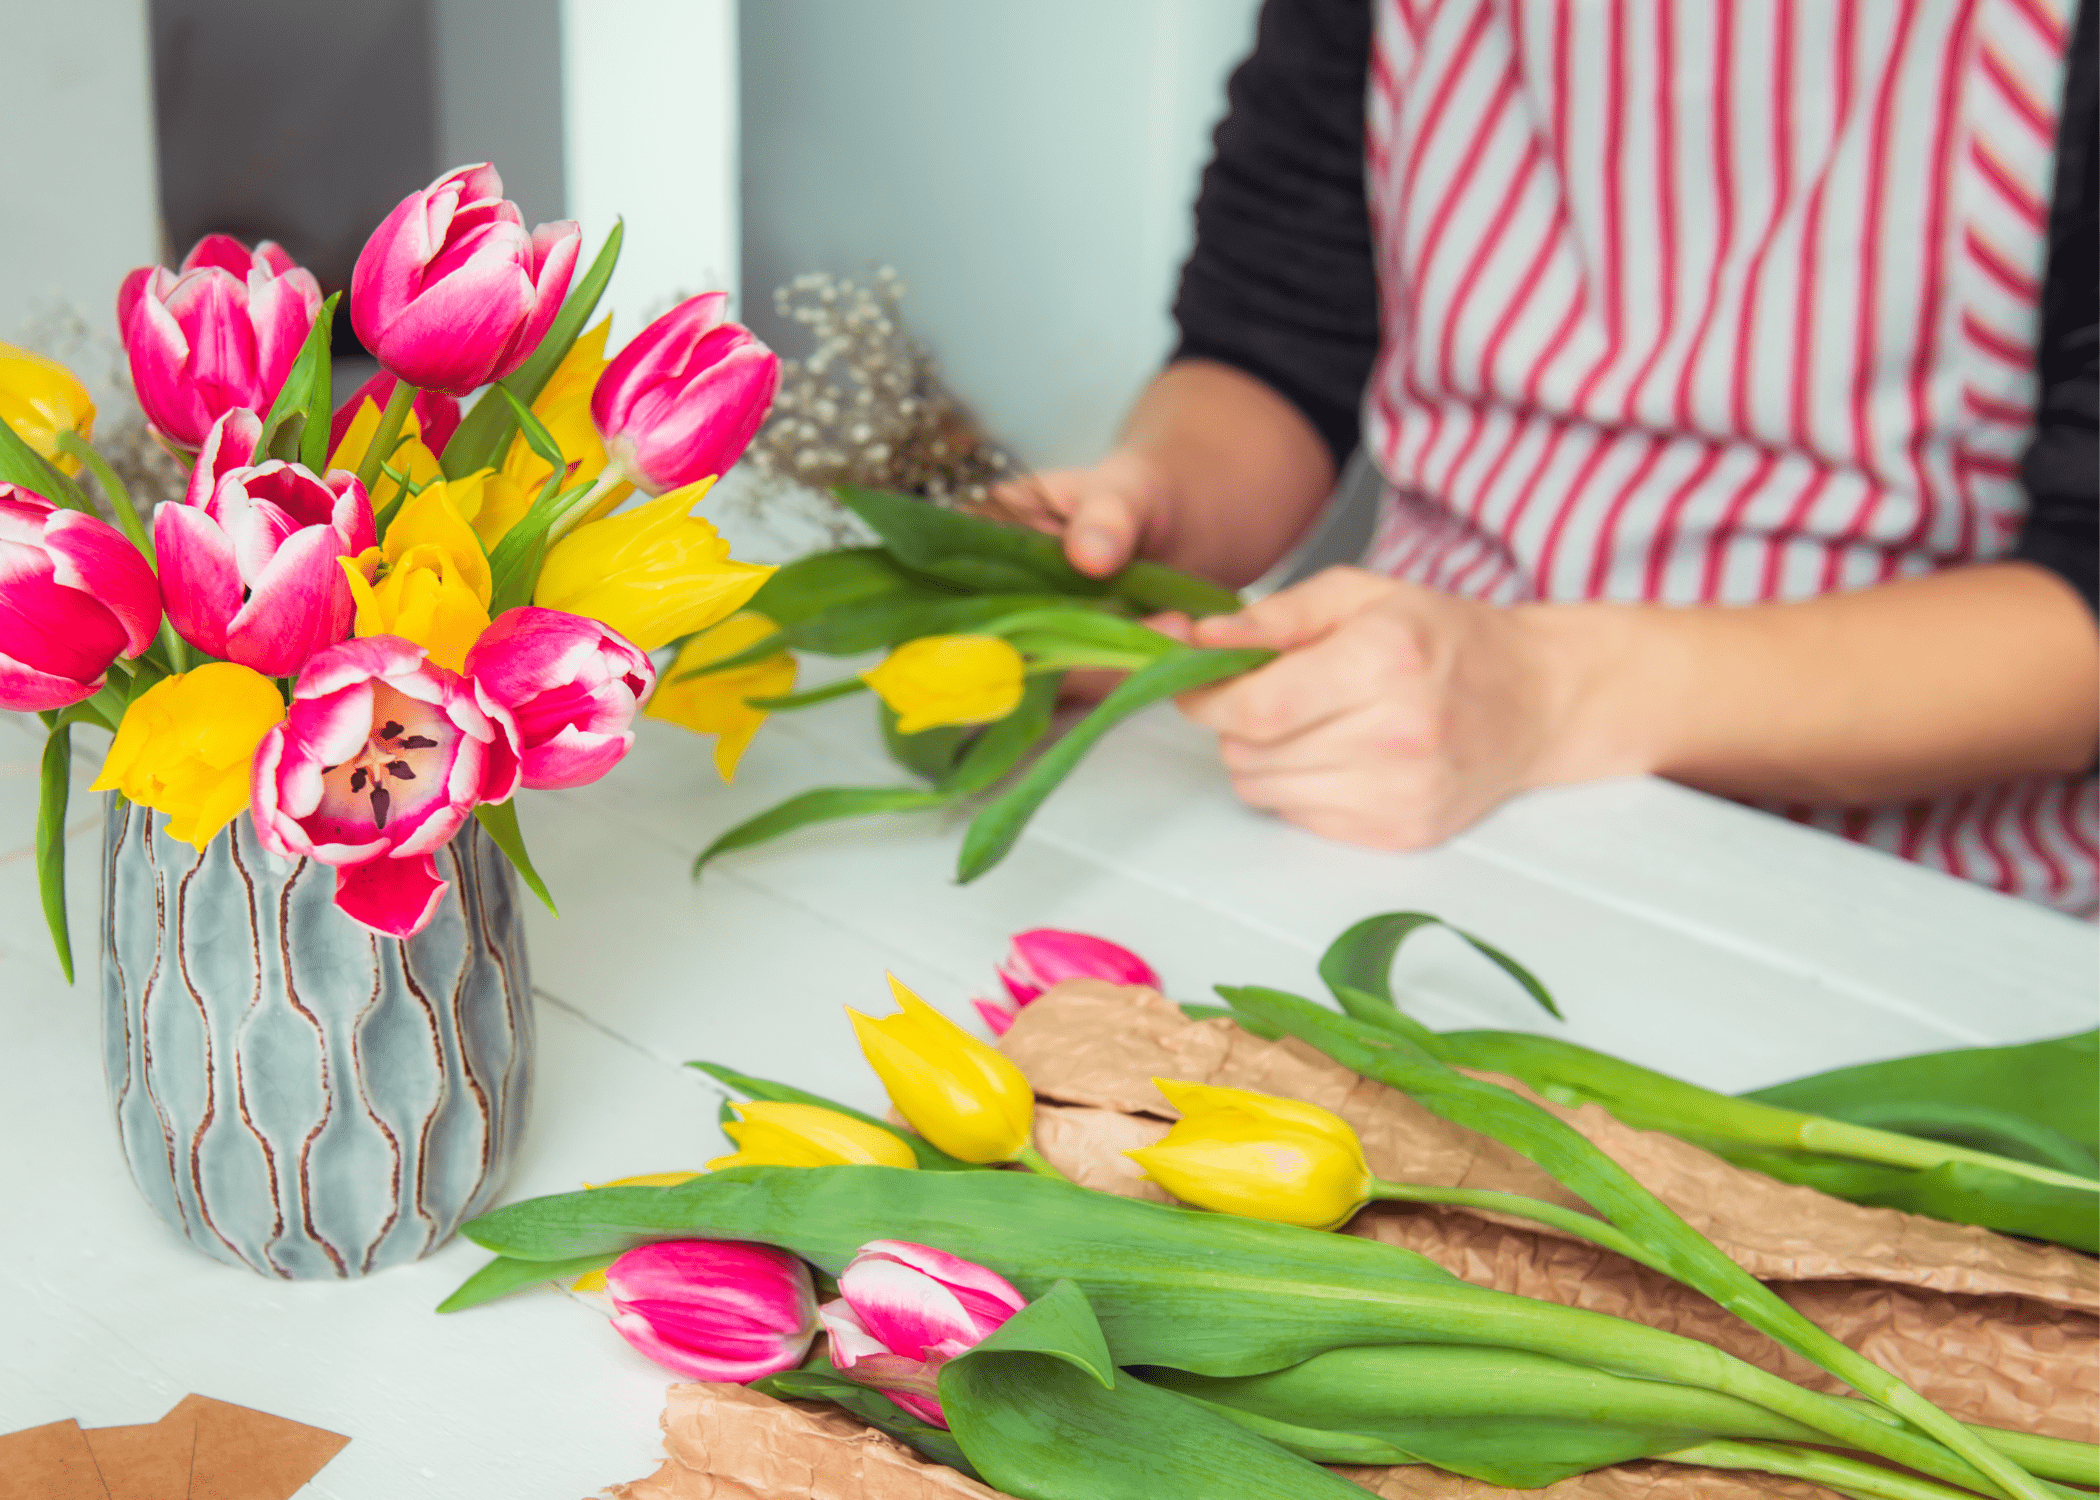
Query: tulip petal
xmin=180 ymin=233 xmax=256 ymax=276
xmin=973 ymin=998 xmax=1018 ymax=1036
xmin=36 ymin=510 xmax=161 ymax=656
xmin=854 ymin=1241 xmax=1027 ymax=1328
xmin=187 ymin=408 xmax=264 ymax=508
xmin=223 ymin=524 xmax=357 ymax=676
xmin=331 ymin=852 xmax=449 ymax=938
xmin=0 ymin=646 xmax=101 ymax=712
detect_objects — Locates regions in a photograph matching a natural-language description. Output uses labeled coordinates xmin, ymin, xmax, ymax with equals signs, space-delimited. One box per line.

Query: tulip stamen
xmin=370 ymin=786 xmax=391 ymax=828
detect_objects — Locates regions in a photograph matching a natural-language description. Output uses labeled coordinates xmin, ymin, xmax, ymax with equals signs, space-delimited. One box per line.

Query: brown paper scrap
xmin=600 ymin=1383 xmax=1007 ymax=1500
xmin=1 ymin=1395 xmax=347 ymax=1500
xmin=0 ymin=1419 xmax=111 ymax=1500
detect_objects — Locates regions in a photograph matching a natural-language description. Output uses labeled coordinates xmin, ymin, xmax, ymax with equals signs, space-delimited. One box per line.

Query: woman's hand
xmin=1176 ymin=568 xmax=1635 ymax=848
xmin=983 ymin=451 xmax=1177 ymax=579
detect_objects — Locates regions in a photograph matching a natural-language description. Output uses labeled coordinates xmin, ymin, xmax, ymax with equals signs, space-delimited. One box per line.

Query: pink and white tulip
xmin=603 ymin=1240 xmax=819 ymax=1384
xmin=250 ymin=636 xmax=522 ymax=938
xmin=0 ymin=485 xmax=161 ymax=712
xmin=975 ymin=929 xmax=1162 ymax=1035
xmin=462 ymin=607 xmax=655 ymax=790
xmin=820 ymin=1240 xmax=1027 ymax=1427
xmin=155 ymin=440 xmax=374 ymax=676
xmin=591 ymin=293 xmax=780 ymax=494
xmin=328 ymin=370 xmax=462 ymax=458
xmin=117 ymin=234 xmax=324 ymax=450
xmin=351 ymin=164 xmax=581 ymax=396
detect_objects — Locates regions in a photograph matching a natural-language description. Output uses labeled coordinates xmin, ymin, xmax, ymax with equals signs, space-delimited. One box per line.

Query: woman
xmin=997 ymin=0 xmax=2098 ymax=912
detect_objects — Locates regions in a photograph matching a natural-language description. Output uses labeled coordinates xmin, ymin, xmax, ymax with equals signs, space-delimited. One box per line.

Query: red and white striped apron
xmin=1360 ymin=0 xmax=2097 ymax=913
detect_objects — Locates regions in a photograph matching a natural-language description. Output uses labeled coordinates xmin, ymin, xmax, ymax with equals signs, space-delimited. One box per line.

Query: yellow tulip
xmin=341 ymin=481 xmax=492 ymax=670
xmin=90 ymin=663 xmax=286 ymax=850
xmin=329 ymin=398 xmax=441 ymax=515
xmin=451 ymin=466 xmax=536 ymax=553
xmin=707 ymin=1101 xmax=917 ymax=1171
xmin=571 ymin=1170 xmax=703 ymax=1289
xmin=0 ymin=342 xmax=95 ymax=475
xmin=498 ymin=317 xmax=633 ymax=526
xmin=860 ymin=635 xmax=1025 ymax=735
xmin=847 ymin=975 xmax=1034 ymax=1165
xmin=644 ymin=611 xmax=795 ymax=780
xmin=534 ymin=480 xmax=774 ymax=652
xmin=1125 ymin=1079 xmax=1373 ymax=1232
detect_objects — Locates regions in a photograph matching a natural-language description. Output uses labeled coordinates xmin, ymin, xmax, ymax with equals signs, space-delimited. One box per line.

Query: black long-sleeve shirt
xmin=1172 ymin=0 xmax=2098 ymax=613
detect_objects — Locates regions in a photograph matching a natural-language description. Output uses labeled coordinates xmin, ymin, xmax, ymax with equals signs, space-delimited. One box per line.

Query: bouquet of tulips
xmin=441 ymin=923 xmax=2096 ymax=1500
xmin=2 ymin=163 xmax=783 ymax=967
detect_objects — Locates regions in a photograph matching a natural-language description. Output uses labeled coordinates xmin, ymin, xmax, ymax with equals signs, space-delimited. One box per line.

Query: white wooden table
xmin=2 ymin=690 xmax=2093 ymax=1499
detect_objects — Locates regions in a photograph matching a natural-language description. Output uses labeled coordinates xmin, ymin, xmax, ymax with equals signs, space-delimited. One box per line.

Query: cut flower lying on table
xmin=2 ymin=160 xmax=783 ymax=963
xmin=439 ymin=916 xmax=2099 ymax=1500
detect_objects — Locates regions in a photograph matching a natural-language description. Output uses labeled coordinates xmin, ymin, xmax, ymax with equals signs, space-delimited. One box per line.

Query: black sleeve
xmin=1170 ymin=0 xmax=1380 ymax=470
xmin=2012 ymin=0 xmax=2098 ymax=616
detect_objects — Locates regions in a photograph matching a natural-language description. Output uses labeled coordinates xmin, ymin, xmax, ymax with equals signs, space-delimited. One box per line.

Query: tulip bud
xmin=89 ymin=663 xmax=285 ymax=850
xmin=1125 ymin=1079 xmax=1373 ymax=1232
xmin=155 ymin=457 xmax=374 ymax=676
xmin=533 ymin=482 xmax=774 ymax=652
xmin=463 ymin=606 xmax=655 ymax=790
xmin=592 ymin=293 xmax=780 ymax=495
xmin=0 ymin=342 xmax=96 ymax=475
xmin=339 ymin=482 xmax=492 ymax=672
xmin=0 ymin=484 xmax=162 ymax=712
xmin=978 ymin=928 xmax=1162 ymax=1033
xmin=604 ymin=1240 xmax=820 ymax=1384
xmin=848 ymin=975 xmax=1034 ymax=1165
xmin=117 ymin=234 xmax=323 ymax=449
xmin=351 ymin=164 xmax=581 ymax=396
xmin=860 ymin=635 xmax=1025 ymax=735
xmin=707 ymin=1101 xmax=918 ymax=1171
xmin=642 ymin=611 xmax=795 ymax=781
xmin=820 ymin=1240 xmax=1027 ymax=1427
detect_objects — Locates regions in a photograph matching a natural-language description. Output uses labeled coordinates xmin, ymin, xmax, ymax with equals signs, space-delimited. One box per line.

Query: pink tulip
xmin=155 ymin=438 xmax=374 ymax=677
xmin=0 ymin=485 xmax=161 ymax=712
xmin=819 ymin=1240 xmax=1026 ymax=1427
xmin=351 ymin=164 xmax=581 ymax=396
xmin=604 ymin=1241 xmax=819 ymax=1384
xmin=976 ymin=929 xmax=1162 ymax=1034
xmin=462 ymin=607 xmax=655 ymax=790
xmin=591 ymin=293 xmax=780 ymax=494
xmin=250 ymin=636 xmax=521 ymax=937
xmin=117 ymin=234 xmax=324 ymax=450
xmin=328 ymin=371 xmax=461 ymax=458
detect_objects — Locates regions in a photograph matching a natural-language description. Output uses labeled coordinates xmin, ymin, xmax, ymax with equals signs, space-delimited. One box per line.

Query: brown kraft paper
xmin=600 ymin=980 xmax=2097 ymax=1499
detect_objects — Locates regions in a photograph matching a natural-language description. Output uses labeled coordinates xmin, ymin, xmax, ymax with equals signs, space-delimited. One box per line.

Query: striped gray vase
xmin=99 ymin=797 xmax=534 ymax=1278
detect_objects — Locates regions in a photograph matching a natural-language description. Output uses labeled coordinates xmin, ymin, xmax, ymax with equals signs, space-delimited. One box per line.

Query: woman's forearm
xmin=1531 ymin=562 xmax=2100 ymax=805
xmin=1113 ymin=360 xmax=1337 ymax=587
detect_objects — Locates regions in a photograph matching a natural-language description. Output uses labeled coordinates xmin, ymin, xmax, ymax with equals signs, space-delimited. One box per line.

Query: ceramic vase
xmin=98 ymin=797 xmax=534 ymax=1278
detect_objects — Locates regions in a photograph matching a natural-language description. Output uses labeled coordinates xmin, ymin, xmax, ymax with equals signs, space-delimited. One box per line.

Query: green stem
xmin=743 ymin=678 xmax=868 ymax=710
xmin=58 ymin=431 xmax=153 ymax=562
xmin=1367 ymin=1179 xmax=1653 ymax=1263
xmin=1796 ymin=1116 xmax=2099 ymax=1192
xmin=1659 ymin=1440 xmax=2010 ymax=1500
xmin=545 ymin=467 xmax=627 ymax=544
xmin=355 ymin=378 xmax=418 ymax=504
xmin=1013 ymin=1143 xmax=1069 ymax=1182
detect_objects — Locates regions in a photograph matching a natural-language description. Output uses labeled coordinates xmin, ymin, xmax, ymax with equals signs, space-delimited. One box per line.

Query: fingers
xmin=1179 ymin=607 xmax=1421 ymax=746
xmin=1061 ymin=489 xmax=1145 ymax=576
xmin=982 ymin=473 xmax=1080 ymax=532
xmin=1191 ymin=567 xmax=1402 ymax=652
xmin=986 ymin=469 xmax=1148 ymax=577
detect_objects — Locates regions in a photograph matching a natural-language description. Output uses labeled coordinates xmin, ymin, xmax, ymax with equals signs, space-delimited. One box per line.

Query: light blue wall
xmin=740 ymin=0 xmax=1262 ymax=470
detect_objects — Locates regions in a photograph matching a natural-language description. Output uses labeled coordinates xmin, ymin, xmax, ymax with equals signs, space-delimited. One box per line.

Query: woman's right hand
xmin=983 ymin=450 xmax=1177 ymax=578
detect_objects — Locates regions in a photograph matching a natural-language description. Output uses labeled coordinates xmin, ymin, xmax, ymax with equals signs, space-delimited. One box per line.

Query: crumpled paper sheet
xmin=600 ymin=981 xmax=2098 ymax=1499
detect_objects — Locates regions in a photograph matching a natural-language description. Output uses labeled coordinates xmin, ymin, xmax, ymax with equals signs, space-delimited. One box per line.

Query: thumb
xmin=1063 ymin=489 xmax=1145 ymax=577
xmin=1190 ymin=567 xmax=1394 ymax=651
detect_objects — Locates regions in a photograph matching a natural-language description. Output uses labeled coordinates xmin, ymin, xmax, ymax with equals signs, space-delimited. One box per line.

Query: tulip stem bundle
xmin=5 ymin=165 xmax=794 ymax=956
xmin=673 ymin=485 xmax=1270 ymax=883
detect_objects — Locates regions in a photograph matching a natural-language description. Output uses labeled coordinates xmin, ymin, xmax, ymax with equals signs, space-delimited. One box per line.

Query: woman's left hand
xmin=1176 ymin=568 xmax=1627 ymax=849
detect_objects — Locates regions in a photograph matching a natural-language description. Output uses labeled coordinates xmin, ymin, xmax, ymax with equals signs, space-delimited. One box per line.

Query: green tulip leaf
xmin=1109 ymin=557 xmax=1244 ymax=618
xmin=752 ymin=1367 xmax=980 ymax=1478
xmin=692 ymin=786 xmax=954 ymax=877
xmin=743 ymin=547 xmax=932 ymax=627
xmin=1320 ymin=910 xmax=1562 ymax=1023
xmin=881 ymin=702 xmax=971 ymax=782
xmin=956 ymin=647 xmax=1272 ymax=884
xmin=1718 ymin=1151 xmax=2100 ymax=1253
xmin=36 ymin=721 xmax=74 ymax=984
xmin=254 ymin=291 xmax=339 ymax=471
xmin=434 ymin=1250 xmax=615 ymax=1313
xmin=744 ymin=677 xmax=868 ymax=713
xmin=685 ymin=1061 xmax=979 ymax=1172
xmin=939 ymin=1280 xmax=1369 ymax=1500
xmin=485 ymin=477 xmax=594 ymax=610
xmin=473 ymin=800 xmax=557 ymax=915
xmin=681 ymin=593 xmax=1081 ymax=679
xmin=934 ymin=674 xmax=1058 ymax=798
xmin=443 ymin=218 xmax=623 ymax=478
